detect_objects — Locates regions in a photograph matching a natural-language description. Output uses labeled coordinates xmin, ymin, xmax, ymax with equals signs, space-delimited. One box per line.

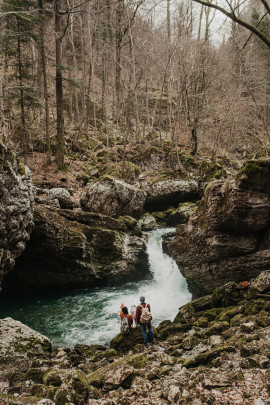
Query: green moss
xmin=12 ymin=337 xmax=51 ymax=355
xmin=43 ymin=370 xmax=63 ymax=387
xmin=18 ymin=163 xmax=26 ymax=175
xmin=74 ymin=343 xmax=107 ymax=357
xmin=54 ymin=387 xmax=70 ymax=405
xmin=193 ymin=316 xmax=209 ymax=327
xmin=204 ymin=321 xmax=229 ymax=337
xmin=30 ymin=384 xmax=49 ymax=397
xmin=25 ymin=368 xmax=47 ymax=383
xmin=241 ymin=160 xmax=264 ymax=175
xmin=76 ymin=173 xmax=90 ymax=185
xmin=218 ymin=306 xmax=241 ymax=322
xmin=91 ymin=349 xmax=118 ymax=363
xmin=68 ymin=370 xmax=89 ymax=404
xmin=99 ymin=174 xmax=115 ymax=182
xmin=128 ymin=354 xmax=147 ymax=369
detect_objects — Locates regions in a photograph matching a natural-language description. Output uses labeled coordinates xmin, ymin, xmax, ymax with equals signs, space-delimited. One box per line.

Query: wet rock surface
xmin=0 ymin=143 xmax=34 ymax=292
xmin=169 ymin=158 xmax=270 ymax=296
xmin=4 ymin=205 xmax=149 ymax=292
xmin=0 ymin=273 xmax=269 ymax=404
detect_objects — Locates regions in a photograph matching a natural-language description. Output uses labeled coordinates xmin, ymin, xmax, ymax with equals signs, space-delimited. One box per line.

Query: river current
xmin=0 ymin=228 xmax=191 ymax=348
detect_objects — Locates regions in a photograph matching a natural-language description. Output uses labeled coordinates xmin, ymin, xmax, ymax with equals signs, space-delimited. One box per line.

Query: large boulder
xmin=80 ymin=178 xmax=146 ymax=218
xmin=169 ymin=158 xmax=270 ymax=296
xmin=143 ymin=179 xmax=200 ymax=211
xmin=0 ymin=143 xmax=33 ymax=292
xmin=0 ymin=317 xmax=51 ymax=381
xmin=3 ymin=205 xmax=149 ymax=292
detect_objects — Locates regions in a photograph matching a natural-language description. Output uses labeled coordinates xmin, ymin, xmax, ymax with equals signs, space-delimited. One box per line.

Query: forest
xmin=0 ymin=0 xmax=269 ymax=173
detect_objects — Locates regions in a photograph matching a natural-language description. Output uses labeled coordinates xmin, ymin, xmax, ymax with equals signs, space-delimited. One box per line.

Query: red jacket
xmin=136 ymin=303 xmax=151 ymax=325
xmin=120 ymin=304 xmax=133 ymax=328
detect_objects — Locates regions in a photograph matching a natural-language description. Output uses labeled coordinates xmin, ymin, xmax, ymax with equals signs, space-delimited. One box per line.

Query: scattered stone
xmin=48 ymin=188 xmax=74 ymax=209
xmin=241 ymin=321 xmax=255 ymax=333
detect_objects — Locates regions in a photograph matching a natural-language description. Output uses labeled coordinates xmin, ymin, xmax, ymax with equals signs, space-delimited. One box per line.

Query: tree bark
xmin=55 ymin=0 xmax=65 ymax=170
xmin=39 ymin=0 xmax=51 ymax=164
xmin=0 ymin=70 xmax=7 ymax=144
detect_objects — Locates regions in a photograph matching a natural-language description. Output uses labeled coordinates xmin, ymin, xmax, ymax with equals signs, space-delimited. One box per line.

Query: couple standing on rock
xmin=120 ymin=296 xmax=155 ymax=346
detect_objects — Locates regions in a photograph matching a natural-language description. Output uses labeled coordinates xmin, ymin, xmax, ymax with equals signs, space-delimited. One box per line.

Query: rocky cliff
xmin=0 ymin=272 xmax=269 ymax=404
xmin=3 ymin=205 xmax=149 ymax=292
xmin=169 ymin=158 xmax=270 ymax=297
xmin=0 ymin=143 xmax=33 ymax=292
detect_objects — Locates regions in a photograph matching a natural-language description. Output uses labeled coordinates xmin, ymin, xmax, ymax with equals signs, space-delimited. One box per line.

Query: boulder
xmin=80 ymin=178 xmax=146 ymax=218
xmin=143 ymin=179 xmax=200 ymax=211
xmin=137 ymin=214 xmax=156 ymax=231
xmin=0 ymin=143 xmax=34 ymax=292
xmin=0 ymin=317 xmax=51 ymax=381
xmin=4 ymin=205 xmax=149 ymax=292
xmin=250 ymin=270 xmax=270 ymax=293
xmin=48 ymin=188 xmax=73 ymax=209
xmin=168 ymin=158 xmax=270 ymax=296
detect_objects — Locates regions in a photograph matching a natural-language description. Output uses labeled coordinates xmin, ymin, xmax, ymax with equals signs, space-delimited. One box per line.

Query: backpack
xmin=140 ymin=304 xmax=152 ymax=324
xmin=120 ymin=316 xmax=129 ymax=334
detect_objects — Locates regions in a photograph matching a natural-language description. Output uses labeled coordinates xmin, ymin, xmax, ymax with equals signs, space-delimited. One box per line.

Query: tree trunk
xmin=55 ymin=0 xmax=65 ymax=170
xmin=16 ymin=17 xmax=28 ymax=164
xmin=39 ymin=0 xmax=51 ymax=164
xmin=0 ymin=70 xmax=7 ymax=144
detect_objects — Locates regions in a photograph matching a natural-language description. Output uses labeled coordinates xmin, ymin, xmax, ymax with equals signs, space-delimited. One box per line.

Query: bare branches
xmin=192 ymin=0 xmax=270 ymax=48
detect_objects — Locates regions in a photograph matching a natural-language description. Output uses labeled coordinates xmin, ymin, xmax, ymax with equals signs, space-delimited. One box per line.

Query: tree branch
xmin=260 ymin=0 xmax=270 ymax=14
xmin=192 ymin=0 xmax=270 ymax=48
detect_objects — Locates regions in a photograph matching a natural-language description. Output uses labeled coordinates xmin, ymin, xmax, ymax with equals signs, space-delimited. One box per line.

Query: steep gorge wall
xmin=0 ymin=143 xmax=33 ymax=292
xmin=169 ymin=158 xmax=270 ymax=297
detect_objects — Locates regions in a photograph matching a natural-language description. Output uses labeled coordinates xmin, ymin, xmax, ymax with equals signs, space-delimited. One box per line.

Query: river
xmin=0 ymin=228 xmax=191 ymax=348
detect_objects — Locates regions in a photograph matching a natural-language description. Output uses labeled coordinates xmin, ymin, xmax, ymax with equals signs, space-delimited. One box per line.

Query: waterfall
xmin=0 ymin=229 xmax=191 ymax=347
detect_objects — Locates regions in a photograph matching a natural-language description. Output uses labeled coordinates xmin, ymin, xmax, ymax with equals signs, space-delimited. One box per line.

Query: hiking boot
xmin=144 ymin=343 xmax=149 ymax=348
xmin=150 ymin=338 xmax=157 ymax=344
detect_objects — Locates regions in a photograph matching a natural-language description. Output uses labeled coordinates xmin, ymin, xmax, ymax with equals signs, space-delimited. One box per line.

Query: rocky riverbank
xmin=0 ymin=271 xmax=269 ymax=404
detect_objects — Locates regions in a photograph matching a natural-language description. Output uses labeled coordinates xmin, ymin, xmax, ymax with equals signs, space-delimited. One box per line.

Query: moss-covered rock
xmin=110 ymin=327 xmax=156 ymax=352
xmin=204 ymin=321 xmax=230 ymax=337
xmin=43 ymin=369 xmax=64 ymax=387
xmin=67 ymin=370 xmax=89 ymax=404
xmin=181 ymin=345 xmax=236 ymax=368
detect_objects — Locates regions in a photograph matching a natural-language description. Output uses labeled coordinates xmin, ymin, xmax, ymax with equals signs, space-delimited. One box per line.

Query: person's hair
xmin=122 ymin=306 xmax=128 ymax=315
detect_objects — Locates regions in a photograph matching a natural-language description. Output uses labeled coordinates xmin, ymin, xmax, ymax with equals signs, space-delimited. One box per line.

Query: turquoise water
xmin=0 ymin=229 xmax=191 ymax=348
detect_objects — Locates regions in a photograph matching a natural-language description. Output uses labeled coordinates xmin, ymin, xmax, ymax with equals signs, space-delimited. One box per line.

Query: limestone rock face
xmin=0 ymin=143 xmax=33 ymax=292
xmin=168 ymin=158 xmax=270 ymax=296
xmin=144 ymin=179 xmax=199 ymax=210
xmin=80 ymin=179 xmax=146 ymax=218
xmin=0 ymin=317 xmax=51 ymax=381
xmin=5 ymin=205 xmax=149 ymax=291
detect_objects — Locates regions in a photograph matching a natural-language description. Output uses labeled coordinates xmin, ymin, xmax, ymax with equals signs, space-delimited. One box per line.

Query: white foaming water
xmin=0 ymin=229 xmax=191 ymax=347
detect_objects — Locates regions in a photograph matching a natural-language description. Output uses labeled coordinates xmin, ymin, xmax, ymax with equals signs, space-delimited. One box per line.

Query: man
xmin=136 ymin=296 xmax=155 ymax=346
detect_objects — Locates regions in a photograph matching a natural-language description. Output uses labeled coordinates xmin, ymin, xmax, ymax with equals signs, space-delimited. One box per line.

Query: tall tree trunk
xmin=115 ymin=0 xmax=124 ymax=122
xmin=0 ymin=71 xmax=7 ymax=144
xmin=55 ymin=0 xmax=65 ymax=170
xmin=17 ymin=18 xmax=28 ymax=164
xmin=39 ymin=0 xmax=51 ymax=163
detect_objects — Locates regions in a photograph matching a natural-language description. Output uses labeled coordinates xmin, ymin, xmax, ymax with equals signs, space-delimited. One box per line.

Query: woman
xmin=120 ymin=303 xmax=133 ymax=333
